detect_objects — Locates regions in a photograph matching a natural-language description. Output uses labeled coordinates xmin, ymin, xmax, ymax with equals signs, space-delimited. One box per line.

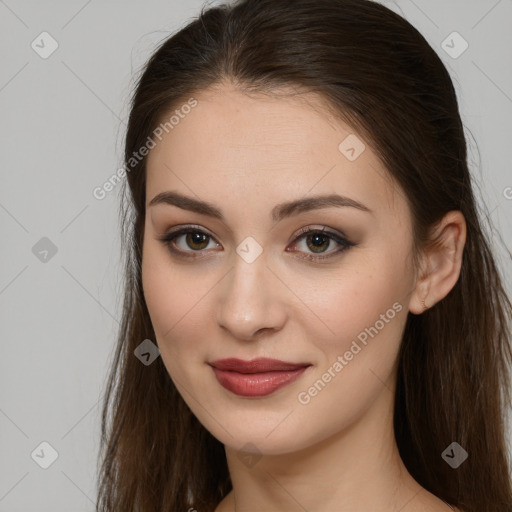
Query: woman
xmin=96 ymin=0 xmax=512 ymax=511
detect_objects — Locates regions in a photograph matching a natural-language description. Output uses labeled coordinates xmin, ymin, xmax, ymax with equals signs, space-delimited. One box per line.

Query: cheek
xmin=141 ymin=257 xmax=218 ymax=410
xmin=141 ymin=245 xmax=214 ymax=366
xmin=292 ymin=262 xmax=408 ymax=436
xmin=293 ymin=252 xmax=409 ymax=407
xmin=297 ymin=251 xmax=408 ymax=354
xmin=142 ymin=250 xmax=176 ymax=337
xmin=298 ymin=249 xmax=410 ymax=396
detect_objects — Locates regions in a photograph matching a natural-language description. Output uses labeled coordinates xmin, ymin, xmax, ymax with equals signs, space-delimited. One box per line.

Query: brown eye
xmin=305 ymin=232 xmax=331 ymax=253
xmin=287 ymin=227 xmax=355 ymax=261
xmin=158 ymin=225 xmax=355 ymax=261
xmin=158 ymin=226 xmax=220 ymax=259
xmin=183 ymin=231 xmax=210 ymax=251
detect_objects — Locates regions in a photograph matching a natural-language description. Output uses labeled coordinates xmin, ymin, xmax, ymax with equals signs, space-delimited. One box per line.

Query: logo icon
xmin=32 ymin=237 xmax=58 ymax=263
xmin=134 ymin=339 xmax=160 ymax=365
xmin=441 ymin=441 xmax=468 ymax=468
xmin=236 ymin=442 xmax=262 ymax=468
xmin=338 ymin=134 xmax=366 ymax=161
xmin=236 ymin=236 xmax=263 ymax=264
xmin=441 ymin=32 xmax=468 ymax=59
xmin=31 ymin=441 xmax=59 ymax=469
xmin=31 ymin=32 xmax=59 ymax=59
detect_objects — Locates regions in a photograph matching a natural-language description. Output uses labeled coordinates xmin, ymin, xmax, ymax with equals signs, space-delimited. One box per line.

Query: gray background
xmin=0 ymin=0 xmax=511 ymax=510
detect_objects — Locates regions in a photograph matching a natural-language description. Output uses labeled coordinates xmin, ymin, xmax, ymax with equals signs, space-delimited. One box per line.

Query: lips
xmin=208 ymin=357 xmax=311 ymax=397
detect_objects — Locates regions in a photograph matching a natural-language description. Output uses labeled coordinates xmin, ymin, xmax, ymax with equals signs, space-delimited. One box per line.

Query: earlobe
xmin=408 ymin=211 xmax=466 ymax=315
xmin=409 ymin=271 xmax=432 ymax=315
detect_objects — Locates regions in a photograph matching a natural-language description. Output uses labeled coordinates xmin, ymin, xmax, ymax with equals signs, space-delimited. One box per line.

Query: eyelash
xmin=157 ymin=224 xmax=355 ymax=262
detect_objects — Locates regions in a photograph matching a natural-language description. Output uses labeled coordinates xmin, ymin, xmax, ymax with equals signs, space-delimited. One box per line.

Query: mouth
xmin=208 ymin=358 xmax=312 ymax=397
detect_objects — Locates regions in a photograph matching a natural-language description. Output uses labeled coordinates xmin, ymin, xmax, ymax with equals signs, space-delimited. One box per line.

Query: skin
xmin=141 ymin=83 xmax=466 ymax=512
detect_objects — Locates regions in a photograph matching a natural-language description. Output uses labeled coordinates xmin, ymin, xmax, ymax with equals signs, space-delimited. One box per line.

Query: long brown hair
xmin=96 ymin=1 xmax=512 ymax=510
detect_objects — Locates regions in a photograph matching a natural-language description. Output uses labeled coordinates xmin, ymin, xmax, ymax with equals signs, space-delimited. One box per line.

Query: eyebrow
xmin=148 ymin=190 xmax=372 ymax=222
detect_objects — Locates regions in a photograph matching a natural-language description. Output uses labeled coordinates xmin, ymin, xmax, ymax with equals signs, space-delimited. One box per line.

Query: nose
xmin=216 ymin=253 xmax=287 ymax=341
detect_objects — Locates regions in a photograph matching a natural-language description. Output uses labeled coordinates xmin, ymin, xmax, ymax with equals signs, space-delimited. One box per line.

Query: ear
xmin=409 ymin=211 xmax=467 ymax=315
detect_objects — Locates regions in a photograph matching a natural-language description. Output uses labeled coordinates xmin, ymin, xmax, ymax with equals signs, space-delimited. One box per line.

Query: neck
xmin=217 ymin=381 xmax=445 ymax=512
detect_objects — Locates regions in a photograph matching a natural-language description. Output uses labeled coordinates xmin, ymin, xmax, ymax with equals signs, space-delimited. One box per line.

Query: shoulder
xmin=406 ymin=489 xmax=460 ymax=512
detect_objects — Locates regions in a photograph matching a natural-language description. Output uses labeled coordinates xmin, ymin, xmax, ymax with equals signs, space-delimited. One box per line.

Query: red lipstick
xmin=208 ymin=357 xmax=311 ymax=397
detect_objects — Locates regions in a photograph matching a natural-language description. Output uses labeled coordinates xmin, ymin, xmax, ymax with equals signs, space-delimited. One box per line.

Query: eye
xmin=157 ymin=225 xmax=220 ymax=259
xmin=157 ymin=225 xmax=354 ymax=261
xmin=286 ymin=226 xmax=355 ymax=261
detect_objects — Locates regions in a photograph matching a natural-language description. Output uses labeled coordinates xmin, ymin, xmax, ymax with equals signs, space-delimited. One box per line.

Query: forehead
xmin=145 ymin=85 xmax=406 ymax=222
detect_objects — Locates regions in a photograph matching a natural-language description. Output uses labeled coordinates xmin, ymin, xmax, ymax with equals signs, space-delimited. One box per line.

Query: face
xmin=141 ymin=84 xmax=418 ymax=455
